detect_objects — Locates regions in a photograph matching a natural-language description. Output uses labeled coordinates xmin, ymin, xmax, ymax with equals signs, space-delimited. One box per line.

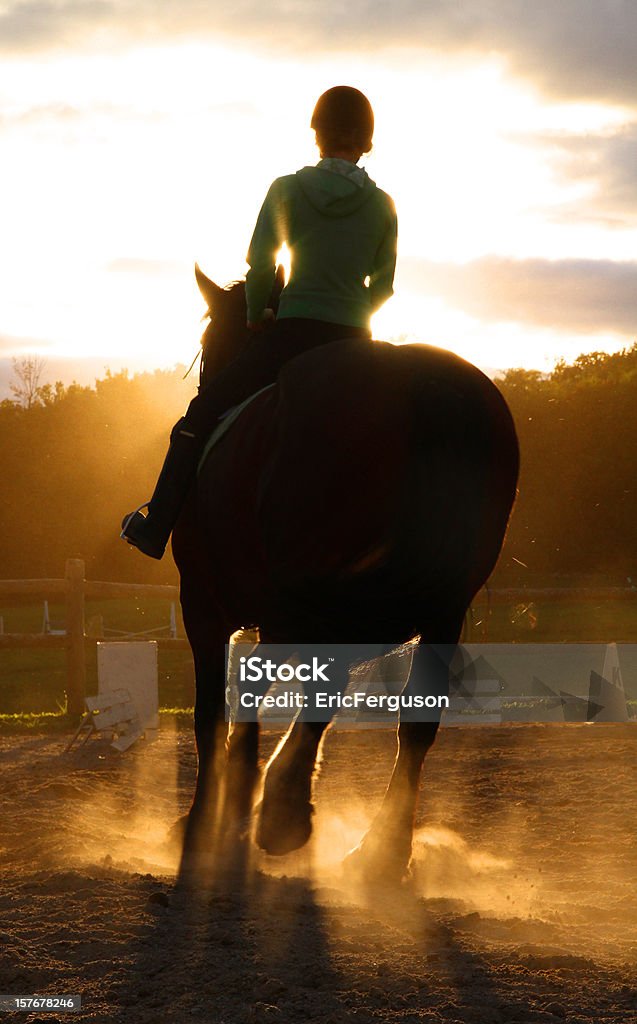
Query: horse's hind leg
xmin=256 ymin=719 xmax=327 ymax=856
xmin=256 ymin=651 xmax=349 ymax=856
xmin=345 ymin=632 xmax=461 ymax=883
xmin=218 ymin=720 xmax=260 ymax=846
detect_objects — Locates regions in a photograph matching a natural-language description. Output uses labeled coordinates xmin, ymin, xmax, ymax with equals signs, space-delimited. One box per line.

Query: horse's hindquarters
xmin=257 ymin=340 xmax=518 ymax=641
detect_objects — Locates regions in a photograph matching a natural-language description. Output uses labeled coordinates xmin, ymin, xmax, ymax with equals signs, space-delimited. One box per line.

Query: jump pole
xmin=65 ymin=558 xmax=86 ymax=715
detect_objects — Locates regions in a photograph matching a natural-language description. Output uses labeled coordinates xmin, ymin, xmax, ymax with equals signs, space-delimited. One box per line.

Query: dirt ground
xmin=1 ymin=722 xmax=637 ymax=1024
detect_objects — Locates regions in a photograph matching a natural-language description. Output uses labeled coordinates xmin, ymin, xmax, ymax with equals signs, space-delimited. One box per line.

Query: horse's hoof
xmin=342 ymin=836 xmax=411 ymax=887
xmin=256 ymin=759 xmax=315 ymax=856
xmin=256 ymin=797 xmax=314 ymax=855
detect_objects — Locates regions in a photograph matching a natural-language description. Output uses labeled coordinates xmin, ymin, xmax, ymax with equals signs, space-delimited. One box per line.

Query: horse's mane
xmin=197 ymin=266 xmax=283 ymax=386
xmin=199 ymin=280 xmax=249 ymax=387
xmin=206 ymin=280 xmax=246 ymax=319
xmin=221 ymin=279 xmax=245 ymax=295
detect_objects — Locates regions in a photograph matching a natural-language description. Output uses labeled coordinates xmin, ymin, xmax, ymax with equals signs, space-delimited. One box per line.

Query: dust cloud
xmin=2 ymin=724 xmax=637 ymax=1022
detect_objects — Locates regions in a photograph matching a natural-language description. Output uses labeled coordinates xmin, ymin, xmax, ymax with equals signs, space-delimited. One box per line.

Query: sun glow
xmin=1 ymin=41 xmax=635 ymax=382
xmin=275 ymin=244 xmax=292 ymax=286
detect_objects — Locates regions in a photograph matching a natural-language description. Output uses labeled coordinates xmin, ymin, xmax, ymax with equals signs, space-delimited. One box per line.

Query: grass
xmin=465 ymin=596 xmax=637 ymax=643
xmin=0 ymin=595 xmax=181 ymax=637
xmin=0 ymin=709 xmax=72 ymax=734
xmin=0 ymin=596 xmax=193 ymax=714
xmin=1 ymin=593 xmax=637 ymax=717
xmin=0 ymin=706 xmax=195 ymax=735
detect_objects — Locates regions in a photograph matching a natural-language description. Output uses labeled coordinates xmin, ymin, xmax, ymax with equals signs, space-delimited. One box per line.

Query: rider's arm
xmin=246 ymin=180 xmax=286 ymax=326
xmin=368 ymin=200 xmax=397 ymax=313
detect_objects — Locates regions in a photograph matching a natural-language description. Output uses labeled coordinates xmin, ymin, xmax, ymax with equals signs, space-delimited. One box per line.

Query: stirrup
xmin=120 ymin=503 xmax=149 ymax=538
xmin=120 ymin=504 xmax=167 ymax=560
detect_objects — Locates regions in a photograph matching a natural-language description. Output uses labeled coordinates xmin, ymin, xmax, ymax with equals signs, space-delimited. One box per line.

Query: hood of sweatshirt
xmin=295 ymin=163 xmax=378 ymax=218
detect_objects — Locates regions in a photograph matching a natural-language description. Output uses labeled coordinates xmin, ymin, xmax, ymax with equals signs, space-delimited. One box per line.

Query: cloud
xmin=539 ymin=124 xmax=637 ymax=227
xmin=0 ymin=99 xmax=169 ymax=129
xmin=0 ymin=1 xmax=106 ymax=52
xmin=2 ymin=1 xmax=637 ymax=107
xmin=403 ymin=257 xmax=637 ymax=335
xmin=0 ymin=332 xmax=55 ymax=355
xmin=106 ymin=257 xmax=184 ymax=275
xmin=3 ymin=103 xmax=82 ymax=124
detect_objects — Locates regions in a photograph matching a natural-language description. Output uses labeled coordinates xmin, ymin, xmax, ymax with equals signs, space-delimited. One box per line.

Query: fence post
xmin=65 ymin=559 xmax=86 ymax=715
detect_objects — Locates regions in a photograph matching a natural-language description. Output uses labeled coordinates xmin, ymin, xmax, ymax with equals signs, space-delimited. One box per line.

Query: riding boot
xmin=120 ymin=419 xmax=200 ymax=560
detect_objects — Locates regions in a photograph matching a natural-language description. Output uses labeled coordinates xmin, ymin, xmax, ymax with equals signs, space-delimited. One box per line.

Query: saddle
xmin=197 ymin=384 xmax=276 ymax=473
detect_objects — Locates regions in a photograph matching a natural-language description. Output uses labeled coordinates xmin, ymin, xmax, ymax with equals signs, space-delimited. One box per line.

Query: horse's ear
xmin=195 ymin=263 xmax=223 ymax=312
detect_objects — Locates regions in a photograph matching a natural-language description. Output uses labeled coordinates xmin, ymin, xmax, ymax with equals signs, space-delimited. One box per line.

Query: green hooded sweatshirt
xmin=245 ymin=160 xmax=397 ymax=329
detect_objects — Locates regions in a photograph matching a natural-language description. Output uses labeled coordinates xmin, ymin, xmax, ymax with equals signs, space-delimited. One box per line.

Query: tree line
xmin=497 ymin=345 xmax=637 ymax=584
xmin=1 ymin=361 xmax=196 ymax=585
xmin=1 ymin=345 xmax=636 ymax=586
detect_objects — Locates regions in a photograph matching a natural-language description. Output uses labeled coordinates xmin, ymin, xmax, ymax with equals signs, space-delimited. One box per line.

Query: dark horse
xmin=171 ymin=266 xmax=519 ymax=880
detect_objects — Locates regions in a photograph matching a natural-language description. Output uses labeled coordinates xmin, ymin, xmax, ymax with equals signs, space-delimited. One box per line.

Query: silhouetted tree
xmin=0 ymin=365 xmax=196 ymax=583
xmin=10 ymin=356 xmax=47 ymax=409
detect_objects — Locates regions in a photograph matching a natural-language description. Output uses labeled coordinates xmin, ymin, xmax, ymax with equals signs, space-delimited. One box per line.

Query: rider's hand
xmin=247 ymin=308 xmax=275 ymax=331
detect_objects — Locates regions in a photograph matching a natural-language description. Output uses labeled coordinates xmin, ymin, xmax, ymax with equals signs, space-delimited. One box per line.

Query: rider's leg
xmin=121 ymin=320 xmax=370 ymax=559
xmin=120 ymin=418 xmax=200 ymax=559
xmin=120 ymin=335 xmax=278 ymax=559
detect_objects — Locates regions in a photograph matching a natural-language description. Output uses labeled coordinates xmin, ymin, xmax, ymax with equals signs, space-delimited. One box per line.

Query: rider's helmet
xmin=311 ymin=86 xmax=374 ymax=155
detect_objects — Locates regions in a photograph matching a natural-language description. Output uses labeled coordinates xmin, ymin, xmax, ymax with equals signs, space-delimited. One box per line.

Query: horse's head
xmin=195 ymin=264 xmax=285 ymax=388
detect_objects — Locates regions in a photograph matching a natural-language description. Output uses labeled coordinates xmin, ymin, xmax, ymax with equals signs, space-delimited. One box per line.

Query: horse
xmin=170 ymin=265 xmax=519 ymax=881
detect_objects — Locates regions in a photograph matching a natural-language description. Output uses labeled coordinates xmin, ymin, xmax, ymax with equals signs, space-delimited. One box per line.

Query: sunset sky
xmin=1 ymin=0 xmax=636 ymax=388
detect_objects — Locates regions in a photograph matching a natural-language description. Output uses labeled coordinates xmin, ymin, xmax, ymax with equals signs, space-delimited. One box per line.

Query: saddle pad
xmin=197 ymin=383 xmax=275 ymax=474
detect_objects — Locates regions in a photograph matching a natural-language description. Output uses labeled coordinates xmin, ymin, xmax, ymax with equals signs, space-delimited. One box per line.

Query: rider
xmin=121 ymin=86 xmax=398 ymax=559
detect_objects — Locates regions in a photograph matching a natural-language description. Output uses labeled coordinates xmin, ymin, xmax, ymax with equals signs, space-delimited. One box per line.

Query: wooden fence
xmin=0 ymin=561 xmax=635 ymax=716
xmin=0 ymin=559 xmax=190 ymax=714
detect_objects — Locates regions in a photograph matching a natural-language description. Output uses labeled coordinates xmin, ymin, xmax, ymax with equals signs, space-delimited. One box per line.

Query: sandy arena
xmin=1 ymin=723 xmax=637 ymax=1023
